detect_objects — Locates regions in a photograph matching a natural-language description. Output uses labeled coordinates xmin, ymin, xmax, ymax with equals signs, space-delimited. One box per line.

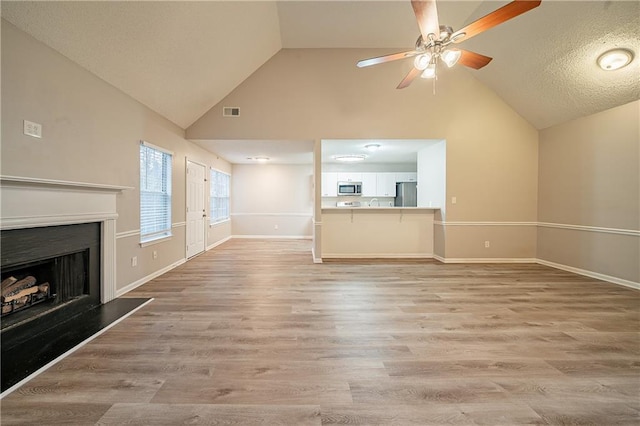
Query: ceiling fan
xmin=357 ymin=0 xmax=541 ymax=89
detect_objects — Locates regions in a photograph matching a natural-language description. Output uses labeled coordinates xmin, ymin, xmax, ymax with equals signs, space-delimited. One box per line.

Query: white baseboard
xmin=311 ymin=247 xmax=323 ymax=263
xmin=322 ymin=253 xmax=434 ymax=259
xmin=116 ymin=258 xmax=186 ymax=298
xmin=207 ymin=236 xmax=232 ymax=251
xmin=436 ymin=257 xmax=538 ymax=264
xmin=232 ymin=235 xmax=312 ymax=240
xmin=433 ymin=255 xmax=639 ymax=290
xmin=536 ymin=259 xmax=640 ymax=290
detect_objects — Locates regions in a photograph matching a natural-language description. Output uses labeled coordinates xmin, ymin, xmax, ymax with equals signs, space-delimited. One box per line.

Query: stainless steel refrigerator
xmin=394 ymin=182 xmax=417 ymax=207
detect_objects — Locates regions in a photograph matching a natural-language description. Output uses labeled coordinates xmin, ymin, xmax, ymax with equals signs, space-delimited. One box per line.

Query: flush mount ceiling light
xmin=332 ymin=154 xmax=367 ymax=162
xmin=597 ymin=49 xmax=634 ymax=71
xmin=246 ymin=156 xmax=270 ymax=162
xmin=364 ymin=143 xmax=381 ymax=151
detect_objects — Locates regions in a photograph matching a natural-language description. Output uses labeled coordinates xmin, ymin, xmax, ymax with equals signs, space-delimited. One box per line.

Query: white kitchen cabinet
xmin=321 ymin=172 xmax=338 ymax=197
xmin=395 ymin=172 xmax=417 ymax=182
xmin=336 ymin=172 xmax=363 ymax=182
xmin=376 ymin=173 xmax=396 ymax=197
xmin=361 ymin=173 xmax=377 ymax=196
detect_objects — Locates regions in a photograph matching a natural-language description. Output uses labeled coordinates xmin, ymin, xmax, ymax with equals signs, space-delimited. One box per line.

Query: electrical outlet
xmin=131 ymin=256 xmax=137 ymax=267
xmin=484 ymin=241 xmax=490 ymax=248
xmin=153 ymin=250 xmax=158 ymax=259
xmin=274 ymin=225 xmax=279 ymax=230
xmin=23 ymin=120 xmax=42 ymax=138
xmin=451 ymin=196 xmax=457 ymax=205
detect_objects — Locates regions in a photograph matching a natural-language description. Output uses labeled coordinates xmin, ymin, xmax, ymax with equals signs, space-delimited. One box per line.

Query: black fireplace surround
xmin=1 ymin=223 xmax=101 ymax=335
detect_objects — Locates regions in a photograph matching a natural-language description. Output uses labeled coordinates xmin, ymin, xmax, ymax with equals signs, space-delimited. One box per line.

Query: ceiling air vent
xmin=223 ymin=107 xmax=240 ymax=117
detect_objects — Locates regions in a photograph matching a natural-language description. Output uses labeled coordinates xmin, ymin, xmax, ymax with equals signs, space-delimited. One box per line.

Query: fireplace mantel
xmin=0 ymin=175 xmax=133 ymax=303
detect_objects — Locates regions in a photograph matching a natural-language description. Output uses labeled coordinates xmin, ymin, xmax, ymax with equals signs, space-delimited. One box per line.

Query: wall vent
xmin=223 ymin=107 xmax=240 ymax=117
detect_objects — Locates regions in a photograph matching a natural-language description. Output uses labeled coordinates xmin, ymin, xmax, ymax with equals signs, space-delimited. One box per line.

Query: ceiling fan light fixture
xmin=597 ymin=49 xmax=634 ymax=71
xmin=414 ymin=53 xmax=432 ymax=70
xmin=421 ymin=64 xmax=436 ymax=79
xmin=332 ymin=154 xmax=367 ymax=162
xmin=451 ymin=32 xmax=466 ymax=43
xmin=442 ymin=49 xmax=462 ymax=67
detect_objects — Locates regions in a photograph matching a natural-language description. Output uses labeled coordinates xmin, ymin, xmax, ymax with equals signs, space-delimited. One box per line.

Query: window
xmin=140 ymin=141 xmax=172 ymax=244
xmin=210 ymin=169 xmax=230 ymax=224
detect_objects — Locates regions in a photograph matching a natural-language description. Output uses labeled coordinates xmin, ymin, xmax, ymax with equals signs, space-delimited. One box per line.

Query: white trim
xmin=210 ymin=166 xmax=230 ymax=177
xmin=0 ymin=298 xmax=154 ymax=399
xmin=139 ymin=233 xmax=172 ymax=248
xmin=121 ymin=223 xmax=184 ymax=240
xmin=312 ymin=247 xmax=323 ymax=263
xmin=322 ymin=253 xmax=434 ymax=259
xmin=434 ymin=220 xmax=639 ymax=237
xmin=210 ymin=218 xmax=231 ymax=227
xmin=207 ymin=236 xmax=232 ymax=251
xmin=436 ymin=257 xmax=538 ymax=264
xmin=435 ymin=221 xmax=537 ymax=226
xmin=116 ymin=259 xmax=186 ymax=298
xmin=140 ymin=140 xmax=173 ymax=156
xmin=0 ymin=213 xmax=118 ymax=230
xmin=101 ymin=219 xmax=117 ymax=303
xmin=231 ymin=213 xmax=313 ymax=217
xmin=232 ymin=235 xmax=313 ymax=240
xmin=538 ymin=222 xmax=639 ymax=237
xmin=0 ymin=175 xmax=133 ymax=192
xmin=536 ymin=259 xmax=640 ymax=290
xmin=116 ymin=229 xmax=140 ymax=239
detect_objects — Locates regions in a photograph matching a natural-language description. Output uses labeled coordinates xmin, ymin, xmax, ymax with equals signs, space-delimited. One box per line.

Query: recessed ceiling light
xmin=364 ymin=144 xmax=381 ymax=151
xmin=332 ymin=154 xmax=367 ymax=162
xmin=597 ymin=49 xmax=634 ymax=71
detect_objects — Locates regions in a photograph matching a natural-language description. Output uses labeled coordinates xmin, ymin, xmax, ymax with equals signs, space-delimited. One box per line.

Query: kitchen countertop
xmin=322 ymin=206 xmax=440 ymax=210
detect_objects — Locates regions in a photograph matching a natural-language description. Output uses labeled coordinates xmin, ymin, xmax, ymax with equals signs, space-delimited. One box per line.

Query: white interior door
xmin=186 ymin=160 xmax=206 ymax=258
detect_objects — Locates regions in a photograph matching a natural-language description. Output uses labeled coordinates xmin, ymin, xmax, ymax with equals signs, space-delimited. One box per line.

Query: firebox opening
xmin=1 ymin=249 xmax=90 ymax=320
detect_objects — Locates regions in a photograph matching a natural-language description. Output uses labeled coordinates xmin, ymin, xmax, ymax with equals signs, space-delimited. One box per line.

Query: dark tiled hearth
xmin=1 ymin=297 xmax=151 ymax=393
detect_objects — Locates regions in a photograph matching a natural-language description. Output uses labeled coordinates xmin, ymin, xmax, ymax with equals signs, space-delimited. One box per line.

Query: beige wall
xmin=188 ymin=48 xmax=539 ymax=259
xmin=231 ymin=163 xmax=313 ymax=238
xmin=538 ymin=100 xmax=640 ymax=284
xmin=1 ymin=21 xmax=232 ymax=292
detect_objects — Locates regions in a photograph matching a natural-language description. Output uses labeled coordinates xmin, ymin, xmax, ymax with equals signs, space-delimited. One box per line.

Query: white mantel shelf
xmin=0 ymin=175 xmax=133 ymax=192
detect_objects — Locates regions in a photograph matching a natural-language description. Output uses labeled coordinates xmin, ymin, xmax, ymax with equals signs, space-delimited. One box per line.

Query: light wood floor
xmin=2 ymin=239 xmax=639 ymax=425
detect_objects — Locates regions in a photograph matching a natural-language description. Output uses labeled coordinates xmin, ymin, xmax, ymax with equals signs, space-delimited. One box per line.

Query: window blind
xmin=210 ymin=169 xmax=230 ymax=224
xmin=140 ymin=142 xmax=172 ymax=241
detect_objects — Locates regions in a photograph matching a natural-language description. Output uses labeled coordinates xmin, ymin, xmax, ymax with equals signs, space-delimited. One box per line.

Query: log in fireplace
xmin=0 ymin=223 xmax=101 ymax=332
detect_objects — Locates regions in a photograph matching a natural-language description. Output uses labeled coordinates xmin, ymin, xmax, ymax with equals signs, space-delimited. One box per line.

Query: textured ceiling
xmin=1 ymin=1 xmax=282 ymax=129
xmin=2 ymin=1 xmax=639 ymax=135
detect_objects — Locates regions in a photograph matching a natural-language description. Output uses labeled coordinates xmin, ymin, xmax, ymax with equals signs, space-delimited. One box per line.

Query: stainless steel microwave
xmin=337 ymin=181 xmax=362 ymax=196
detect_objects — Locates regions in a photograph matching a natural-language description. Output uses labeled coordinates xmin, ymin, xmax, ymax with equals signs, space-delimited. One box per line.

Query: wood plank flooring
xmin=1 ymin=239 xmax=638 ymax=425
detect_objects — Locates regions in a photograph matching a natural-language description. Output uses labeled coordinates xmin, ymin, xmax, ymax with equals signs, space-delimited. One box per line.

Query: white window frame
xmin=140 ymin=141 xmax=173 ymax=246
xmin=210 ymin=168 xmax=230 ymax=225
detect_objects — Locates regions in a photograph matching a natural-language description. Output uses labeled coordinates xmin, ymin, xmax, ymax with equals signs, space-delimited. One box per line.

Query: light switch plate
xmin=23 ymin=120 xmax=42 ymax=138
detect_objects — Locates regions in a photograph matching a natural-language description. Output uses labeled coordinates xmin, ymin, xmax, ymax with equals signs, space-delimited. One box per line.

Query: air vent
xmin=223 ymin=107 xmax=240 ymax=117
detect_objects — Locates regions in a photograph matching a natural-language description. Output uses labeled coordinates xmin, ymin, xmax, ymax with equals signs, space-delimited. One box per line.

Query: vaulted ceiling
xmin=2 ymin=1 xmax=638 ymax=132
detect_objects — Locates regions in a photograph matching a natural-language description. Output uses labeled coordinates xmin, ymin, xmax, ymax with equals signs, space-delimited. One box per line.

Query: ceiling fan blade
xmin=452 ymin=0 xmax=541 ymax=43
xmin=411 ymin=0 xmax=440 ymax=41
xmin=458 ymin=50 xmax=493 ymax=69
xmin=357 ymin=50 xmax=418 ymax=68
xmin=396 ymin=67 xmax=421 ymax=89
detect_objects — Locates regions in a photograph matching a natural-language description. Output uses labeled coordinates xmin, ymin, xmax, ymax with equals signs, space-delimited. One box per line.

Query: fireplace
xmin=0 ymin=175 xmax=131 ymax=317
xmin=1 ymin=223 xmax=101 ymax=331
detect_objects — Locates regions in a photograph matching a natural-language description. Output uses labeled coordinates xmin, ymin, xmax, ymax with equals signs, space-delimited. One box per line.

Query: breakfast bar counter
xmin=320 ymin=207 xmax=439 ymax=259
